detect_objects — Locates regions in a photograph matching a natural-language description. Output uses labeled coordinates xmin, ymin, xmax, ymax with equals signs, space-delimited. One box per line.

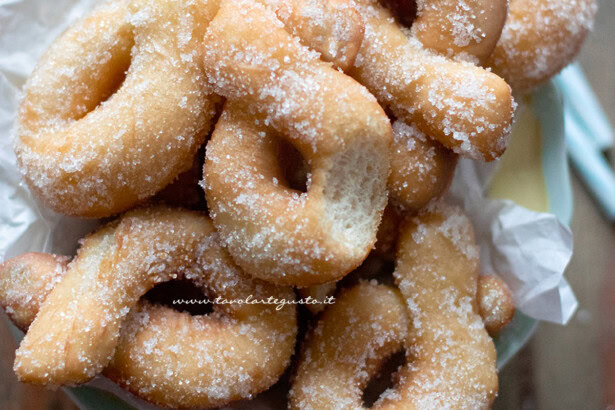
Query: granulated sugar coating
xmin=202 ymin=0 xmax=391 ymax=286
xmin=262 ymin=0 xmax=365 ymax=70
xmin=289 ymin=281 xmax=409 ymax=409
xmin=412 ymin=0 xmax=508 ymax=62
xmin=0 ymin=253 xmax=69 ymax=331
xmin=290 ymin=205 xmax=497 ymax=409
xmin=15 ymin=0 xmax=219 ymax=218
xmin=488 ymin=0 xmax=597 ymax=93
xmin=348 ymin=0 xmax=515 ymax=161
xmin=477 ymin=275 xmax=516 ymax=335
xmin=388 ymin=120 xmax=458 ymax=212
xmin=8 ymin=207 xmax=297 ymax=408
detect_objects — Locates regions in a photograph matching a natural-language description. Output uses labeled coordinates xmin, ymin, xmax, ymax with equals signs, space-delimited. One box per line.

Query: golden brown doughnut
xmin=15 ymin=0 xmax=219 ymax=218
xmin=478 ymin=275 xmax=516 ymax=335
xmin=0 ymin=253 xmax=69 ymax=331
xmin=290 ymin=281 xmax=409 ymax=409
xmin=9 ymin=207 xmax=297 ymax=408
xmin=348 ymin=0 xmax=515 ymax=161
xmin=412 ymin=0 xmax=508 ymax=63
xmin=291 ymin=204 xmax=498 ymax=408
xmin=0 ymin=249 xmax=297 ymax=408
xmin=203 ymin=0 xmax=391 ymax=286
xmin=388 ymin=120 xmax=458 ymax=212
xmin=270 ymin=0 xmax=365 ymax=70
xmin=488 ymin=0 xmax=597 ymax=94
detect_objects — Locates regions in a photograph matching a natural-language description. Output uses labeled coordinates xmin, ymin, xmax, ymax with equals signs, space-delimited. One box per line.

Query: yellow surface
xmin=488 ymin=97 xmax=549 ymax=213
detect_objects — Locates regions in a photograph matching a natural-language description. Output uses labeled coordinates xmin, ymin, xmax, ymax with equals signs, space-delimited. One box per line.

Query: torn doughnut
xmin=348 ymin=0 xmax=515 ymax=161
xmin=15 ymin=0 xmax=219 ymax=217
xmin=488 ymin=0 xmax=597 ymax=94
xmin=291 ymin=205 xmax=498 ymax=408
xmin=203 ymin=0 xmax=391 ymax=286
xmin=9 ymin=207 xmax=297 ymax=410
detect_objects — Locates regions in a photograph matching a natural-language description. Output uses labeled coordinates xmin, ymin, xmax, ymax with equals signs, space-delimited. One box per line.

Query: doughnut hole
xmin=322 ymin=139 xmax=389 ymax=252
xmin=71 ymin=33 xmax=133 ymax=122
xmin=73 ymin=56 xmax=130 ymax=121
xmin=362 ymin=349 xmax=407 ymax=407
xmin=143 ymin=279 xmax=213 ymax=316
xmin=379 ymin=0 xmax=417 ymax=28
xmin=276 ymin=138 xmax=309 ymax=193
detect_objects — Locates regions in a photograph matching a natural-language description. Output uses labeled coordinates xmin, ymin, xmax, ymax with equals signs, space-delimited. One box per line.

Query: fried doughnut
xmin=411 ymin=0 xmax=508 ymax=63
xmin=291 ymin=205 xmax=498 ymax=408
xmin=478 ymin=275 xmax=516 ymax=335
xmin=1 ymin=252 xmax=296 ymax=408
xmin=348 ymin=0 xmax=514 ymax=161
xmin=0 ymin=253 xmax=69 ymax=331
xmin=15 ymin=0 xmax=220 ymax=218
xmin=10 ymin=207 xmax=297 ymax=404
xmin=269 ymin=0 xmax=365 ymax=70
xmin=290 ymin=281 xmax=409 ymax=409
xmin=389 ymin=120 xmax=458 ymax=212
xmin=488 ymin=0 xmax=597 ymax=94
xmin=203 ymin=0 xmax=391 ymax=286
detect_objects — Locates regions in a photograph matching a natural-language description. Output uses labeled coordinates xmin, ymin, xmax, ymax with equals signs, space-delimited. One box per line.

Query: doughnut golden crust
xmin=290 ymin=281 xmax=409 ymax=409
xmin=389 ymin=120 xmax=458 ymax=212
xmin=15 ymin=0 xmax=219 ymax=218
xmin=203 ymin=0 xmax=391 ymax=286
xmin=271 ymin=0 xmax=365 ymax=70
xmin=348 ymin=0 xmax=515 ymax=161
xmin=0 ymin=253 xmax=69 ymax=331
xmin=412 ymin=0 xmax=508 ymax=63
xmin=291 ymin=205 xmax=498 ymax=408
xmin=9 ymin=207 xmax=297 ymax=407
xmin=488 ymin=0 xmax=597 ymax=94
xmin=0 ymin=252 xmax=296 ymax=408
xmin=478 ymin=275 xmax=516 ymax=335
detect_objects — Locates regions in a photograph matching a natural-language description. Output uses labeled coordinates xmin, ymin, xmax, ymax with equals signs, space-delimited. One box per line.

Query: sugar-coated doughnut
xmin=203 ymin=0 xmax=391 ymax=286
xmin=270 ymin=0 xmax=365 ymax=70
xmin=0 ymin=253 xmax=69 ymax=331
xmin=478 ymin=275 xmax=516 ymax=335
xmin=10 ymin=207 xmax=297 ymax=407
xmin=488 ymin=0 xmax=597 ymax=94
xmin=290 ymin=281 xmax=409 ymax=409
xmin=0 ymin=251 xmax=297 ymax=408
xmin=389 ymin=120 xmax=458 ymax=212
xmin=349 ymin=0 xmax=515 ymax=161
xmin=412 ymin=0 xmax=508 ymax=63
xmin=391 ymin=205 xmax=498 ymax=407
xmin=291 ymin=205 xmax=498 ymax=408
xmin=15 ymin=0 xmax=219 ymax=218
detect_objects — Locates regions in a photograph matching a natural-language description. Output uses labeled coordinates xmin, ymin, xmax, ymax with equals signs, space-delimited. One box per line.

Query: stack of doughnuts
xmin=1 ymin=0 xmax=594 ymax=407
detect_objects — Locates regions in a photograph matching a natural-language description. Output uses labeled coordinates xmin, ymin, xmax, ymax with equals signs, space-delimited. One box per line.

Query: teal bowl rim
xmin=493 ymin=79 xmax=573 ymax=370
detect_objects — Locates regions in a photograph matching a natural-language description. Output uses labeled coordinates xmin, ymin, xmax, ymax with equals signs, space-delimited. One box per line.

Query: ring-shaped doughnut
xmin=348 ymin=0 xmax=514 ymax=161
xmin=290 ymin=204 xmax=497 ymax=408
xmin=16 ymin=0 xmax=219 ymax=217
xmin=203 ymin=0 xmax=391 ymax=286
xmin=487 ymin=0 xmax=597 ymax=94
xmin=10 ymin=207 xmax=297 ymax=409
